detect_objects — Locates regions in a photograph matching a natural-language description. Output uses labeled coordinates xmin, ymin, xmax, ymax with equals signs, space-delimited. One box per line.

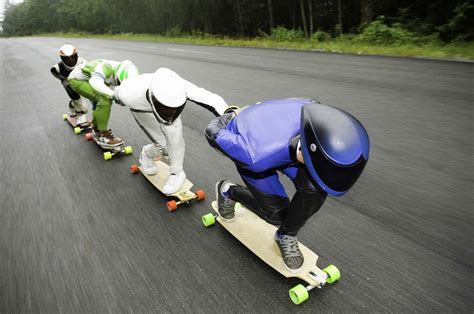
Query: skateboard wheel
xmin=130 ymin=164 xmax=139 ymax=174
xmin=195 ymin=189 xmax=205 ymax=201
xmin=74 ymin=127 xmax=81 ymax=134
xmin=103 ymin=152 xmax=113 ymax=161
xmin=124 ymin=146 xmax=133 ymax=155
xmin=85 ymin=133 xmax=93 ymax=141
xmin=201 ymin=213 xmax=215 ymax=227
xmin=289 ymin=284 xmax=309 ymax=305
xmin=167 ymin=200 xmax=178 ymax=212
xmin=323 ymin=265 xmax=341 ymax=284
xmin=63 ymin=114 xmax=68 ymax=121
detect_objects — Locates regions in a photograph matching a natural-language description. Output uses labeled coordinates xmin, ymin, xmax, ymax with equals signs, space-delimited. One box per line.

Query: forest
xmin=2 ymin=0 xmax=473 ymax=45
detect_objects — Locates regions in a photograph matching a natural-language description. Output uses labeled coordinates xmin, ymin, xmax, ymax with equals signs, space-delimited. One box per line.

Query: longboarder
xmin=50 ymin=44 xmax=89 ymax=126
xmin=115 ymin=67 xmax=235 ymax=194
xmin=68 ymin=59 xmax=139 ymax=148
xmin=205 ymin=98 xmax=370 ymax=272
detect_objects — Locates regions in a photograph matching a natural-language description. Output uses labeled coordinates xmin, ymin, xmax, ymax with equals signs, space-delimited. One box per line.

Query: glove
xmin=111 ymin=91 xmax=125 ymax=106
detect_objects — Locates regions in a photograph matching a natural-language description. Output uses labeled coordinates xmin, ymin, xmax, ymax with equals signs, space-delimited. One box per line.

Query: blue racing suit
xmin=206 ymin=98 xmax=327 ymax=236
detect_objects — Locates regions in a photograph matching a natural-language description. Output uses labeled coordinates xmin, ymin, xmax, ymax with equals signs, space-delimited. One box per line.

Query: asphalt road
xmin=0 ymin=37 xmax=473 ymax=313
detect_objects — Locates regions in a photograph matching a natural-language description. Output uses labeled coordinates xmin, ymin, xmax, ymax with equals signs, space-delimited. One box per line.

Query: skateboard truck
xmin=165 ymin=190 xmax=205 ymax=211
xmin=288 ymin=265 xmax=340 ymax=305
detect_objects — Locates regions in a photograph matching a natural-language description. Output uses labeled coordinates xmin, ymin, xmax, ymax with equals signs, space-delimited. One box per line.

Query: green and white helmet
xmin=114 ymin=60 xmax=139 ymax=85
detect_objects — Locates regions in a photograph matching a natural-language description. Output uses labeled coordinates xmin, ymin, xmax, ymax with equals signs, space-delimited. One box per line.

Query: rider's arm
xmin=50 ymin=63 xmax=66 ymax=81
xmin=89 ymin=63 xmax=115 ymax=98
xmin=205 ymin=114 xmax=253 ymax=166
xmin=184 ymin=79 xmax=228 ymax=116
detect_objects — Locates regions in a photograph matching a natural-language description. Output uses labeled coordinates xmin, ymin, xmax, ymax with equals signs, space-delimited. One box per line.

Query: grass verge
xmin=37 ymin=32 xmax=474 ymax=61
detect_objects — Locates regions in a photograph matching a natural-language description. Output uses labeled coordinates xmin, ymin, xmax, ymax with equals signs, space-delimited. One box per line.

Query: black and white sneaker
xmin=215 ymin=180 xmax=236 ymax=221
xmin=275 ymin=231 xmax=304 ymax=273
xmin=68 ymin=101 xmax=77 ymax=117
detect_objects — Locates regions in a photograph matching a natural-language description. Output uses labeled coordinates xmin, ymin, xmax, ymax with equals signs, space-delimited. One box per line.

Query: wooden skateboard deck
xmin=84 ymin=132 xmax=133 ymax=160
xmin=131 ymin=160 xmax=205 ymax=211
xmin=211 ymin=201 xmax=327 ymax=286
xmin=63 ymin=113 xmax=92 ymax=133
xmin=207 ymin=201 xmax=340 ymax=304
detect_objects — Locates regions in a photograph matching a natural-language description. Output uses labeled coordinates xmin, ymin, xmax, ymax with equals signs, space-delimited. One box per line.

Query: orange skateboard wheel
xmin=195 ymin=190 xmax=205 ymax=201
xmin=167 ymin=200 xmax=178 ymax=212
xmin=130 ymin=164 xmax=139 ymax=174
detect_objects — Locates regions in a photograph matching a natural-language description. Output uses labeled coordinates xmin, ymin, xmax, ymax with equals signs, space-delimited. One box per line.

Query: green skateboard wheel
xmin=289 ymin=284 xmax=309 ymax=305
xmin=124 ymin=146 xmax=133 ymax=155
xmin=63 ymin=114 xmax=68 ymax=121
xmin=74 ymin=127 xmax=81 ymax=134
xmin=202 ymin=213 xmax=215 ymax=227
xmin=323 ymin=265 xmax=341 ymax=284
xmin=103 ymin=152 xmax=113 ymax=161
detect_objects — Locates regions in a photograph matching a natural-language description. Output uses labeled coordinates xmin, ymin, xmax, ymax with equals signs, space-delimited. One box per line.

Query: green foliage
xmin=355 ymin=16 xmax=418 ymax=46
xmin=311 ymin=31 xmax=332 ymax=42
xmin=437 ymin=1 xmax=474 ymax=42
xmin=165 ymin=26 xmax=184 ymax=37
xmin=270 ymin=27 xmax=304 ymax=42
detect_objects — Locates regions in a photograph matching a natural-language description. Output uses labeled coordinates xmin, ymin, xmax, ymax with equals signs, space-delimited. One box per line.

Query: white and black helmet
xmin=59 ymin=44 xmax=78 ymax=70
xmin=148 ymin=68 xmax=187 ymax=125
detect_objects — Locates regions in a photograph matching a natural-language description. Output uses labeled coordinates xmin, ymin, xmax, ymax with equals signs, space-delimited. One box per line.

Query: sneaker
xmin=75 ymin=114 xmax=90 ymax=126
xmin=215 ymin=180 xmax=236 ymax=221
xmin=139 ymin=146 xmax=158 ymax=176
xmin=72 ymin=99 xmax=88 ymax=115
xmin=275 ymin=231 xmax=304 ymax=273
xmin=96 ymin=129 xmax=123 ymax=147
xmin=162 ymin=170 xmax=186 ymax=194
xmin=68 ymin=101 xmax=77 ymax=117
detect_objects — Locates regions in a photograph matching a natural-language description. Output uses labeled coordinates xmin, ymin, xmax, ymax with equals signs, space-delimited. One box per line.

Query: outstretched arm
xmin=205 ymin=114 xmax=253 ymax=166
xmin=184 ymin=79 xmax=228 ymax=116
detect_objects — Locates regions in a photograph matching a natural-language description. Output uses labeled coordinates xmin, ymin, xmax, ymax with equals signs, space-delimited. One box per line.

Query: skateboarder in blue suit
xmin=205 ymin=98 xmax=370 ymax=272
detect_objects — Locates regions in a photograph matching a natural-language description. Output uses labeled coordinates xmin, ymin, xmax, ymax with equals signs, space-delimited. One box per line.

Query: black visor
xmin=312 ymin=145 xmax=367 ymax=192
xmin=303 ymin=123 xmax=367 ymax=193
xmin=150 ymin=92 xmax=185 ymax=124
xmin=61 ymin=54 xmax=78 ymax=68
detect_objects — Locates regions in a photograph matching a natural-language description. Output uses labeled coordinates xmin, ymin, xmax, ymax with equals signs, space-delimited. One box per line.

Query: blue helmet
xmin=300 ymin=103 xmax=370 ymax=196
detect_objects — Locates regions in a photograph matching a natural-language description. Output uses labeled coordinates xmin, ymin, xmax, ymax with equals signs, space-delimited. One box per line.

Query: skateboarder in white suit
xmin=115 ymin=67 xmax=231 ymax=194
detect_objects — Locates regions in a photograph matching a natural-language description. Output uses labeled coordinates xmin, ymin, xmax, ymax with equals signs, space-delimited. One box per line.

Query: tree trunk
xmin=360 ymin=0 xmax=373 ymax=26
xmin=299 ymin=0 xmax=308 ymax=38
xmin=308 ymin=0 xmax=313 ymax=35
xmin=267 ymin=0 xmax=274 ymax=31
xmin=337 ymin=0 xmax=343 ymax=34
xmin=235 ymin=0 xmax=244 ymax=36
xmin=291 ymin=0 xmax=296 ymax=29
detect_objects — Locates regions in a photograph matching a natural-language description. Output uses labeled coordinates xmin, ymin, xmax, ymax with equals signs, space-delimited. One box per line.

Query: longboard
xmin=202 ymin=201 xmax=340 ymax=305
xmin=84 ymin=132 xmax=133 ymax=161
xmin=130 ymin=160 xmax=205 ymax=211
xmin=62 ymin=113 xmax=92 ymax=134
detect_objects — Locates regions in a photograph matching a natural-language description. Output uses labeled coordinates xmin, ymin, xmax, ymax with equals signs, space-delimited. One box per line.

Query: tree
xmin=299 ymin=0 xmax=308 ymax=38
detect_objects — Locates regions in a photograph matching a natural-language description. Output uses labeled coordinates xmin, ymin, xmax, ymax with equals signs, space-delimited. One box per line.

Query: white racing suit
xmin=115 ymin=69 xmax=228 ymax=175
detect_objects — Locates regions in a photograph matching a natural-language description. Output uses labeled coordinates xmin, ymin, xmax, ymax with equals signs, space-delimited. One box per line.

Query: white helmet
xmin=114 ymin=60 xmax=140 ymax=85
xmin=59 ymin=44 xmax=78 ymax=70
xmin=148 ymin=68 xmax=187 ymax=125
